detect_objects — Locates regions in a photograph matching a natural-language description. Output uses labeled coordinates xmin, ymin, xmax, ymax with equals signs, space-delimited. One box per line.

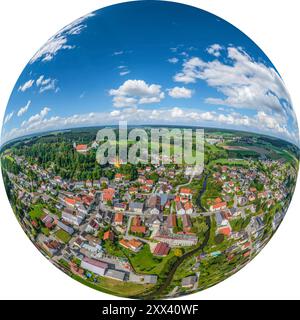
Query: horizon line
xmin=1 ymin=124 xmax=299 ymax=150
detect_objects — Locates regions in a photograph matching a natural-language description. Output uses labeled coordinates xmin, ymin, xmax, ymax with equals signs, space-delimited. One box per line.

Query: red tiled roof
xmin=103 ymin=188 xmax=115 ymax=201
xmin=214 ymin=197 xmax=222 ymax=204
xmin=243 ymin=242 xmax=251 ymax=248
xmin=212 ymin=202 xmax=227 ymax=209
xmin=184 ymin=202 xmax=193 ymax=210
xmin=243 ymin=250 xmax=251 ymax=257
xmin=76 ymin=144 xmax=88 ymax=151
xmin=167 ymin=214 xmax=177 ymax=228
xmin=119 ymin=239 xmax=143 ymax=250
xmin=128 ymin=239 xmax=143 ymax=248
xmin=174 ymin=196 xmax=181 ymax=202
xmin=114 ymin=212 xmax=123 ymax=224
xmin=132 ymin=216 xmax=142 ymax=227
xmin=103 ymin=230 xmax=114 ymax=241
xmin=180 ymin=188 xmax=192 ymax=194
xmin=153 ymin=242 xmax=170 ymax=256
xmin=131 ymin=225 xmax=146 ymax=234
xmin=65 ymin=197 xmax=76 ymax=205
xmin=218 ymin=226 xmax=231 ymax=236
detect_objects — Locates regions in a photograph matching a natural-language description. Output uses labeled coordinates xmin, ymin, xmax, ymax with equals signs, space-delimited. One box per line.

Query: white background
xmin=0 ymin=0 xmax=299 ymax=300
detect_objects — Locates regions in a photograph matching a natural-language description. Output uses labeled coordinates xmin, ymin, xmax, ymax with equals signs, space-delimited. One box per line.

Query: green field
xmin=208 ymin=158 xmax=250 ymax=168
xmin=4 ymin=155 xmax=15 ymax=162
xmin=55 ymin=229 xmax=71 ymax=243
xmin=29 ymin=204 xmax=45 ymax=220
xmin=72 ymin=274 xmax=154 ymax=298
xmin=124 ymin=244 xmax=175 ymax=275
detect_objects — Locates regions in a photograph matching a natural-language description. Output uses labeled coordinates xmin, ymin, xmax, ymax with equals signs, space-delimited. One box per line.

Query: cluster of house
xmin=205 ymin=159 xmax=292 ymax=259
xmin=6 ymin=153 xmax=202 ymax=289
xmin=4 ymin=144 xmax=295 ymax=294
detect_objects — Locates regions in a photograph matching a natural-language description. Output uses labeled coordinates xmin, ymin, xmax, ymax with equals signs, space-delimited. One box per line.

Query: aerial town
xmin=1 ymin=127 xmax=299 ymax=298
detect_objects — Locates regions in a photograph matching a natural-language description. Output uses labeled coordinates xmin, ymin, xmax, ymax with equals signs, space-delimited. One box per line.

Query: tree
xmin=105 ymin=169 xmax=115 ymax=180
xmin=97 ymin=229 xmax=104 ymax=240
xmin=173 ymin=226 xmax=179 ymax=234
xmin=149 ymin=172 xmax=159 ymax=183
xmin=174 ymin=248 xmax=183 ymax=257
xmin=215 ymin=233 xmax=225 ymax=244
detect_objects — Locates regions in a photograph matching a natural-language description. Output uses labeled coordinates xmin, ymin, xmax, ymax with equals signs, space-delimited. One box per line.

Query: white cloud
xmin=117 ymin=65 xmax=131 ymax=76
xmin=174 ymin=57 xmax=205 ymax=84
xmin=17 ymin=100 xmax=31 ymax=117
xmin=171 ymin=107 xmax=184 ymax=118
xmin=18 ymin=76 xmax=58 ymax=93
xmin=255 ymin=111 xmax=289 ymax=135
xmin=36 ymin=75 xmax=45 ymax=87
xmin=21 ymin=107 xmax=51 ymax=128
xmin=180 ymin=51 xmax=188 ymax=57
xmin=30 ymin=37 xmax=73 ymax=64
xmin=111 ymin=96 xmax=138 ymax=108
xmin=113 ymin=51 xmax=124 ymax=56
xmin=18 ymin=79 xmax=34 ymax=92
xmin=117 ymin=66 xmax=131 ymax=76
xmin=168 ymin=57 xmax=179 ymax=64
xmin=40 ymin=107 xmax=50 ymax=117
xmin=110 ymin=110 xmax=121 ymax=117
xmin=168 ymin=86 xmax=193 ymax=99
xmin=36 ymin=75 xmax=59 ymax=93
xmin=3 ymin=106 xmax=298 ymax=145
xmin=30 ymin=13 xmax=94 ymax=63
xmin=109 ymin=79 xmax=165 ymax=107
xmin=4 ymin=111 xmax=14 ymax=124
xmin=120 ymin=70 xmax=130 ymax=76
xmin=207 ymin=44 xmax=223 ymax=57
xmin=174 ymin=46 xmax=292 ymax=118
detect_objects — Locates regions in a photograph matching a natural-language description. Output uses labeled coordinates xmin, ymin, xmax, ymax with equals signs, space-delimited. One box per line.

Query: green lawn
xmin=4 ymin=155 xmax=15 ymax=162
xmin=123 ymin=244 xmax=175 ymax=275
xmin=29 ymin=204 xmax=45 ymax=220
xmin=41 ymin=227 xmax=50 ymax=236
xmin=208 ymin=158 xmax=249 ymax=168
xmin=72 ymin=274 xmax=153 ymax=298
xmin=55 ymin=229 xmax=71 ymax=243
xmin=104 ymin=241 xmax=126 ymax=258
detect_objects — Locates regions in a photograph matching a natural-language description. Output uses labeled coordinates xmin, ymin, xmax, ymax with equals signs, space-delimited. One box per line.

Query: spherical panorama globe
xmin=1 ymin=0 xmax=299 ymax=299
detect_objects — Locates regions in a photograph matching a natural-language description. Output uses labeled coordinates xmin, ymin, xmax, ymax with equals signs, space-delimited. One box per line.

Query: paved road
xmin=125 ymin=216 xmax=133 ymax=237
xmin=175 ymin=172 xmax=194 ymax=192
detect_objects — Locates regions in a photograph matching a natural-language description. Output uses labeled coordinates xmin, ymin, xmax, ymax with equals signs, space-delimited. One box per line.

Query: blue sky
xmin=1 ymin=0 xmax=299 ymax=145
